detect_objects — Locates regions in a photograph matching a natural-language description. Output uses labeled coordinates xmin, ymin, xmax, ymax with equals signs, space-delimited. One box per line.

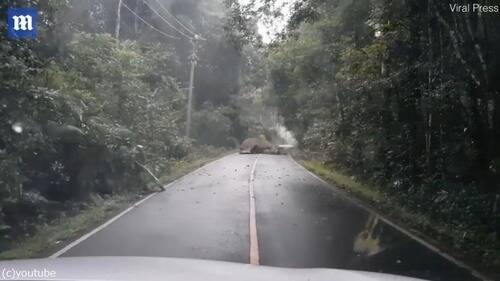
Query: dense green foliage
xmin=0 ymin=0 xmax=189 ymax=239
xmin=265 ymin=0 xmax=500 ymax=268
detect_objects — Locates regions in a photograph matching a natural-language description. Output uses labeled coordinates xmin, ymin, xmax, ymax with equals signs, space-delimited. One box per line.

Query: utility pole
xmin=186 ymin=36 xmax=199 ymax=138
xmin=115 ymin=0 xmax=123 ymax=39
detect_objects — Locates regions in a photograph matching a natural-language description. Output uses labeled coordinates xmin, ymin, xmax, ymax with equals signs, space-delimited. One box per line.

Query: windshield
xmin=0 ymin=1 xmax=499 ymax=281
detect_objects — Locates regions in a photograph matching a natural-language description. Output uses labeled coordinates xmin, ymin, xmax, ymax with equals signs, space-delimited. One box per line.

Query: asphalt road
xmin=60 ymin=153 xmax=483 ymax=281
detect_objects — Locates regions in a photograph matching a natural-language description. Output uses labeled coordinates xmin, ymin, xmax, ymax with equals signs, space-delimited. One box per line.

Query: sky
xmin=239 ymin=0 xmax=296 ymax=44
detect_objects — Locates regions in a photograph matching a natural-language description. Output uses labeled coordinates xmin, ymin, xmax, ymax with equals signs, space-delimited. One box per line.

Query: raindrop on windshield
xmin=11 ymin=122 xmax=23 ymax=134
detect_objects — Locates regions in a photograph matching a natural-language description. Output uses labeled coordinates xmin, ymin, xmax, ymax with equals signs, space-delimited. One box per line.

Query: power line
xmin=122 ymin=2 xmax=180 ymax=40
xmin=142 ymin=0 xmax=193 ymax=40
xmin=151 ymin=0 xmax=199 ymax=37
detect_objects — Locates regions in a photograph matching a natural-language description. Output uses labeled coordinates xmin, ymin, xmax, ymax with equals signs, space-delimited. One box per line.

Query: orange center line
xmin=249 ymin=155 xmax=260 ymax=265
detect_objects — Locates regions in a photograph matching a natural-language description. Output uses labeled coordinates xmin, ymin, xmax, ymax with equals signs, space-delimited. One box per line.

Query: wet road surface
xmin=60 ymin=153 xmax=483 ymax=281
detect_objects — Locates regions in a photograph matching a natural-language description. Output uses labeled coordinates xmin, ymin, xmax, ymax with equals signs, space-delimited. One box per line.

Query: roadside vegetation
xmin=250 ymin=0 xmax=500 ymax=274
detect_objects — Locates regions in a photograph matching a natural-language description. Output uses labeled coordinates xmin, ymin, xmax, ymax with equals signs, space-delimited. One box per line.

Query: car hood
xmin=0 ymin=257 xmax=427 ymax=281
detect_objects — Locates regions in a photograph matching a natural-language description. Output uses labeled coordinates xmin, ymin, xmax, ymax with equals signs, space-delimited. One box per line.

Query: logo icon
xmin=7 ymin=8 xmax=38 ymax=39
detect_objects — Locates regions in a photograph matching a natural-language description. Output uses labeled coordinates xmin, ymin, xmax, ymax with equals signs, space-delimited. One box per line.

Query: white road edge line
xmin=288 ymin=155 xmax=492 ymax=281
xmin=49 ymin=192 xmax=157 ymax=258
xmin=49 ymin=153 xmax=237 ymax=258
xmin=249 ymin=155 xmax=261 ymax=265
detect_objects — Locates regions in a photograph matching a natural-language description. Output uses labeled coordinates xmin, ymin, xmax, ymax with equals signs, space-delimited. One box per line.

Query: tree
xmin=264 ymin=0 xmax=500 ymax=269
